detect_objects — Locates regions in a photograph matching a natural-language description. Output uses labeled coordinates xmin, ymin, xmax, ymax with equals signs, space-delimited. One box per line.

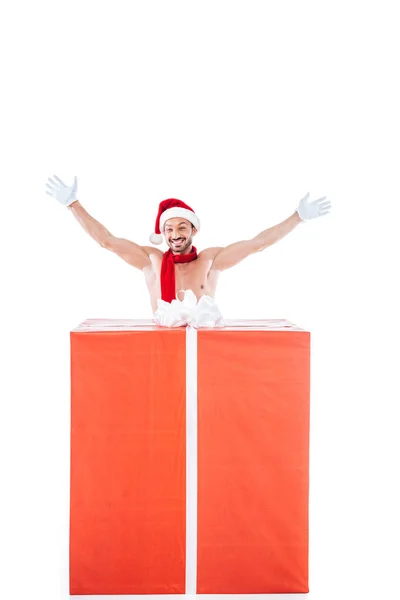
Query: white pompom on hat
xmin=149 ymin=198 xmax=200 ymax=245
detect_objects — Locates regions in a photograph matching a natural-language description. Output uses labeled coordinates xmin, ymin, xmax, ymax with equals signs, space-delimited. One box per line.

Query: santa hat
xmin=149 ymin=198 xmax=200 ymax=245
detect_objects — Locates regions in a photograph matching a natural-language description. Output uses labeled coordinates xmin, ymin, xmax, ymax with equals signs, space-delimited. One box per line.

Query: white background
xmin=1 ymin=1 xmax=399 ymax=599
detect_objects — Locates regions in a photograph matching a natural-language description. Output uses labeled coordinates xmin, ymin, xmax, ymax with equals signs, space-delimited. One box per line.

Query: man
xmin=46 ymin=175 xmax=331 ymax=314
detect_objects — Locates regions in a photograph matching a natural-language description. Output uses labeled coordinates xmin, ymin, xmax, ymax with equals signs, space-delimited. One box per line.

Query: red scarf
xmin=161 ymin=246 xmax=198 ymax=303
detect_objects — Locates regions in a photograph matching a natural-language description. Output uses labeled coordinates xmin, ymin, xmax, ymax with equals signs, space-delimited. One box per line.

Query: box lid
xmin=71 ymin=318 xmax=307 ymax=332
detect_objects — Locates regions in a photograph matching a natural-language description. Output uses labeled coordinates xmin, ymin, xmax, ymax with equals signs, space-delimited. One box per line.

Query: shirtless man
xmin=46 ymin=175 xmax=331 ymax=314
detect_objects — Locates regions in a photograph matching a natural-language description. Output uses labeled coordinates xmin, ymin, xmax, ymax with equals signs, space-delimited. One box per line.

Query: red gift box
xmin=70 ymin=318 xmax=310 ymax=595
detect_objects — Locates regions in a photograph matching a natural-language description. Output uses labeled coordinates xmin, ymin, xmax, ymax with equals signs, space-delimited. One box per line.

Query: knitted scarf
xmin=161 ymin=246 xmax=198 ymax=303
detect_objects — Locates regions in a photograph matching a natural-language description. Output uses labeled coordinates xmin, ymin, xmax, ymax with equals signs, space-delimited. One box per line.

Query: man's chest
xmin=174 ymin=258 xmax=211 ymax=285
xmin=143 ymin=253 xmax=220 ymax=304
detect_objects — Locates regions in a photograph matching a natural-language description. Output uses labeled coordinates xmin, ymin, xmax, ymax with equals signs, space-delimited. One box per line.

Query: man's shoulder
xmin=141 ymin=245 xmax=164 ymax=259
xmin=197 ymin=246 xmax=224 ymax=261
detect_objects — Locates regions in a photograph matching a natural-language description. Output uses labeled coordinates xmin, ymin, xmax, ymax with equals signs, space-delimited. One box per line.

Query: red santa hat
xmin=149 ymin=198 xmax=200 ymax=245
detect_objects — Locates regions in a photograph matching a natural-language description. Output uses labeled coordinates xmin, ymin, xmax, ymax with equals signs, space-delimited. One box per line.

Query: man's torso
xmin=142 ymin=247 xmax=222 ymax=313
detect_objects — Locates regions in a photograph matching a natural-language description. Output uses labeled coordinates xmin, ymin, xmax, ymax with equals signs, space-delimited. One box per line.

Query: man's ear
xmin=192 ymin=226 xmax=197 ymax=236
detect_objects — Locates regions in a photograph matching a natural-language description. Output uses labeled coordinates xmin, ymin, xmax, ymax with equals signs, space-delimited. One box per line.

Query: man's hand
xmin=296 ymin=192 xmax=331 ymax=221
xmin=46 ymin=174 xmax=78 ymax=207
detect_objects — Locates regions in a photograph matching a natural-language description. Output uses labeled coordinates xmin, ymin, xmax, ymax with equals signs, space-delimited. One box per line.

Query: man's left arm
xmin=211 ymin=193 xmax=331 ymax=271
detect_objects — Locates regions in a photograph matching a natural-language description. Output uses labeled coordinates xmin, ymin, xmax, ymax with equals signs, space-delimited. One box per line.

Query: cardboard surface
xmin=70 ymin=320 xmax=310 ymax=595
xmin=70 ymin=329 xmax=187 ymax=594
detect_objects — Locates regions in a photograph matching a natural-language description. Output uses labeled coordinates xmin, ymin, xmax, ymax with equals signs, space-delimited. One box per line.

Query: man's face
xmin=164 ymin=217 xmax=197 ymax=253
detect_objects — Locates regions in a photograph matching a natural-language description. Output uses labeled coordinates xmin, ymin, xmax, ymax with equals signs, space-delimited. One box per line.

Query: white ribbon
xmin=153 ymin=289 xmax=225 ymax=328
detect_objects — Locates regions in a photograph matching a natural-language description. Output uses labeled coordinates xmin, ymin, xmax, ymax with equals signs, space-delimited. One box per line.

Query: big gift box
xmin=70 ymin=318 xmax=310 ymax=595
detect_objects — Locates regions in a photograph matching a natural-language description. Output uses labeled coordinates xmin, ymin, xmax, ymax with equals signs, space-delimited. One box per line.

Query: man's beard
xmin=170 ymin=236 xmax=192 ymax=253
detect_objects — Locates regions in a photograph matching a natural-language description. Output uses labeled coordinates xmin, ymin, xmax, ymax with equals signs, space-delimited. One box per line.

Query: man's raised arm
xmin=45 ymin=174 xmax=152 ymax=271
xmin=211 ymin=192 xmax=331 ymax=272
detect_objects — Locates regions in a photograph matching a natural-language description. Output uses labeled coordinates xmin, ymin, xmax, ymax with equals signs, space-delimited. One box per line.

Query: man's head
xmin=163 ymin=217 xmax=197 ymax=254
xmin=149 ymin=198 xmax=200 ymax=247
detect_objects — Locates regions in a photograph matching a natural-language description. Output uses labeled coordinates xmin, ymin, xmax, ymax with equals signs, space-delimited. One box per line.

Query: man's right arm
xmin=68 ymin=200 xmax=153 ymax=271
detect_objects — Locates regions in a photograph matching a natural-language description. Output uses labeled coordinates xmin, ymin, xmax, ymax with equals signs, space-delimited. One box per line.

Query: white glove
xmin=296 ymin=192 xmax=331 ymax=221
xmin=45 ymin=174 xmax=78 ymax=207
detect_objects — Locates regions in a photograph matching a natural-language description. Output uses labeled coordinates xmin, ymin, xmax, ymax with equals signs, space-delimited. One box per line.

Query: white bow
xmin=153 ymin=289 xmax=225 ymax=328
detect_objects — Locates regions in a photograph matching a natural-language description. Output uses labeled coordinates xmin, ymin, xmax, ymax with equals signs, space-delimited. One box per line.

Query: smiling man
xmin=46 ymin=175 xmax=331 ymax=314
